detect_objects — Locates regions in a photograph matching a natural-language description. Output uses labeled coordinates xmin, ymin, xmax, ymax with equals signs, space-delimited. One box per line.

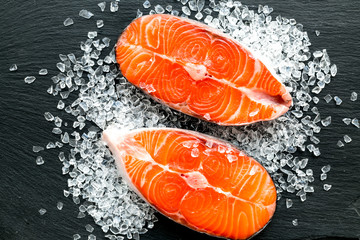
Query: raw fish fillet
xmin=103 ymin=127 xmax=277 ymax=239
xmin=116 ymin=14 xmax=292 ymax=126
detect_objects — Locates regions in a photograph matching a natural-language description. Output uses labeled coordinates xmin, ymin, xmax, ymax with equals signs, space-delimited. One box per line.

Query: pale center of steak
xmin=183 ymin=63 xmax=208 ymax=81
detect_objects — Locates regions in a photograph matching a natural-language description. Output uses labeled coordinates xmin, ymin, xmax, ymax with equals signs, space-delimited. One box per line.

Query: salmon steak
xmin=116 ymin=14 xmax=292 ymax=126
xmin=103 ymin=127 xmax=277 ymax=239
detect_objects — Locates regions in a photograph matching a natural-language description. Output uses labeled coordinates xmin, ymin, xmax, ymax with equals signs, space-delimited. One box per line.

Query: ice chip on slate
xmin=143 ymin=0 xmax=151 ymax=8
xmin=79 ymin=9 xmax=94 ymax=19
xmin=52 ymin=128 xmax=62 ymax=134
xmin=286 ymin=198 xmax=293 ymax=208
xmin=46 ymin=142 xmax=56 ymax=149
xmin=44 ymin=112 xmax=54 ymax=121
xmin=313 ymin=51 xmax=323 ymax=58
xmin=352 ymin=118 xmax=360 ymax=128
xmin=313 ymin=96 xmax=319 ymax=104
xmin=88 ymin=234 xmax=96 ymax=240
xmin=343 ymin=135 xmax=352 ymax=143
xmin=304 ymin=186 xmax=314 ymax=193
xmin=337 ymin=140 xmax=344 ymax=147
xmin=136 ymin=9 xmax=143 ymax=18
xmin=320 ymin=173 xmax=327 ymax=181
xmin=321 ymin=116 xmax=331 ymax=127
xmin=313 ymin=148 xmax=321 ymax=156
xmin=197 ymin=0 xmax=205 ymax=12
xmin=315 ymin=30 xmax=320 ymax=36
xmin=62 ymin=132 xmax=69 ymax=143
xmin=110 ymin=1 xmax=118 ymax=12
xmin=182 ymin=6 xmax=191 ymax=15
xmin=323 ymin=94 xmax=332 ymax=103
xmin=333 ymin=96 xmax=342 ymax=105
xmin=57 ymin=100 xmax=65 ymax=109
xmin=85 ymin=224 xmax=94 ymax=233
xmin=73 ymin=234 xmax=81 ymax=240
xmin=165 ymin=5 xmax=172 ymax=12
xmin=39 ymin=68 xmax=48 ymax=75
xmin=350 ymin=91 xmax=358 ymax=101
xmin=58 ymin=53 xmax=67 ymax=61
xmin=98 ymin=2 xmax=106 ymax=11
xmin=343 ymin=118 xmax=351 ymax=125
xmin=33 ymin=146 xmax=44 ymax=153
xmin=323 ymin=184 xmax=332 ymax=191
xmin=63 ymin=17 xmax=74 ymax=26
xmin=321 ymin=165 xmax=331 ymax=173
xmin=312 ymin=86 xmax=322 ymax=94
xmin=300 ymin=194 xmax=306 ymax=202
xmin=88 ymin=31 xmax=97 ymax=39
xmin=188 ymin=0 xmax=198 ymax=11
xmin=56 ymin=62 xmax=65 ymax=72
xmin=39 ymin=208 xmax=47 ymax=215
xmin=195 ymin=11 xmax=203 ymax=20
xmin=36 ymin=156 xmax=44 ymax=165
xmin=9 ymin=64 xmax=17 ymax=71
xmin=24 ymin=76 xmax=36 ymax=84
xmin=96 ymin=20 xmax=104 ymax=28
xmin=155 ymin=5 xmax=165 ymax=14
xmin=306 ymin=169 xmax=313 ymax=176
xmin=330 ymin=64 xmax=337 ymax=77
xmin=292 ymin=219 xmax=298 ymax=226
xmin=57 ymin=201 xmax=63 ymax=210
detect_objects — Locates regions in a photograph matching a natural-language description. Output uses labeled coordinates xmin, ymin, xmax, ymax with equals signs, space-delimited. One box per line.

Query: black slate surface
xmin=1 ymin=0 xmax=360 ymax=239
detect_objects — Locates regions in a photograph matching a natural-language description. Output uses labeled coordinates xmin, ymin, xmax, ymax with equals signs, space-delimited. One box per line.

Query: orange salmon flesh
xmin=116 ymin=14 xmax=292 ymax=126
xmin=103 ymin=127 xmax=277 ymax=239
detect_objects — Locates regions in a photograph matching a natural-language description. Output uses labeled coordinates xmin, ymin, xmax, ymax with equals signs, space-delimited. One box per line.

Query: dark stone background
xmin=0 ymin=0 xmax=359 ymax=239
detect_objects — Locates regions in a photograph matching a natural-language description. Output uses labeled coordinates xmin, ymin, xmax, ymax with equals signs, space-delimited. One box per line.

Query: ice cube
xmin=320 ymin=173 xmax=327 ymax=181
xmin=98 ymin=2 xmax=106 ymax=11
xmin=182 ymin=6 xmax=191 ymax=15
xmin=292 ymin=219 xmax=298 ymax=226
xmin=323 ymin=94 xmax=332 ymax=103
xmin=9 ymin=64 xmax=18 ymax=71
xmin=39 ymin=69 xmax=48 ymax=75
xmin=337 ymin=140 xmax=344 ymax=147
xmin=321 ymin=116 xmax=331 ymax=127
xmin=333 ymin=96 xmax=342 ymax=105
xmin=97 ymin=20 xmax=104 ymax=28
xmin=286 ymin=198 xmax=293 ymax=208
xmin=57 ymin=201 xmax=64 ymax=210
xmin=343 ymin=135 xmax=352 ymax=143
xmin=79 ymin=10 xmax=94 ymax=19
xmin=24 ymin=76 xmax=36 ymax=84
xmin=39 ymin=208 xmax=47 ymax=215
xmin=154 ymin=5 xmax=165 ymax=14
xmin=33 ymin=146 xmax=44 ymax=153
xmin=321 ymin=165 xmax=331 ymax=173
xmin=36 ymin=156 xmax=44 ymax=165
xmin=63 ymin=18 xmax=74 ymax=26
xmin=350 ymin=92 xmax=357 ymax=101
xmin=143 ymin=0 xmax=151 ymax=8
xmin=342 ymin=118 xmax=351 ymax=125
xmin=85 ymin=224 xmax=94 ymax=233
xmin=323 ymin=184 xmax=332 ymax=191
xmin=352 ymin=118 xmax=359 ymax=128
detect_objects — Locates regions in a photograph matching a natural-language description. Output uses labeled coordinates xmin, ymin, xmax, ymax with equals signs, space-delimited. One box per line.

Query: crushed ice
xmin=25 ymin=0 xmax=347 ymax=238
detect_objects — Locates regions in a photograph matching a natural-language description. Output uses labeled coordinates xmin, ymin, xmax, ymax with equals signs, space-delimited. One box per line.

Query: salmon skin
xmin=116 ymin=14 xmax=292 ymax=126
xmin=103 ymin=127 xmax=277 ymax=239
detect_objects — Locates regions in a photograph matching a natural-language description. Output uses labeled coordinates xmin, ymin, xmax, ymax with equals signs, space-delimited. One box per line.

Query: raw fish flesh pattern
xmin=116 ymin=14 xmax=292 ymax=126
xmin=103 ymin=127 xmax=277 ymax=239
